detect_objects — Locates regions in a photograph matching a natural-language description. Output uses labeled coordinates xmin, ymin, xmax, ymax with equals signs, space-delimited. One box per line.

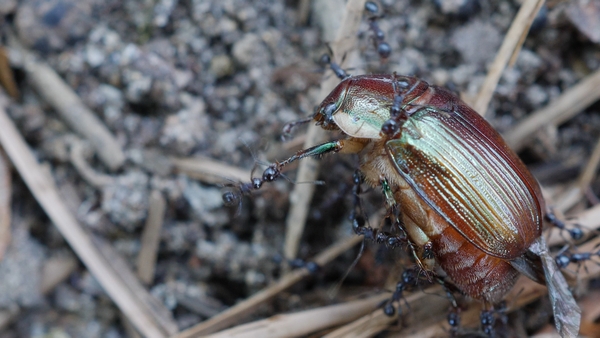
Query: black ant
xmin=381 ymin=268 xmax=420 ymax=316
xmin=555 ymin=244 xmax=600 ymax=271
xmin=545 ymin=209 xmax=584 ymax=241
xmin=364 ymin=1 xmax=391 ymax=60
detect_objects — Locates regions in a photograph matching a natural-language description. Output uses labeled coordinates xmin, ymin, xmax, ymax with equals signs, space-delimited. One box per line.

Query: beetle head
xmin=315 ymin=77 xmax=391 ymax=139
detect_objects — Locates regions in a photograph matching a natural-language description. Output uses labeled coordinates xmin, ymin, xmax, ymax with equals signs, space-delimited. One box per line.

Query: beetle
xmin=225 ymin=73 xmax=581 ymax=336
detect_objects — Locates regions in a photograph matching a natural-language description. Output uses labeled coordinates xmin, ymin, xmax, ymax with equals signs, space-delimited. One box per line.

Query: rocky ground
xmin=0 ymin=0 xmax=599 ymax=337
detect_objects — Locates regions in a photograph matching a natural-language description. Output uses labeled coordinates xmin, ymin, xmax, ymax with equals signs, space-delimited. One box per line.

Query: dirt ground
xmin=0 ymin=0 xmax=600 ymax=337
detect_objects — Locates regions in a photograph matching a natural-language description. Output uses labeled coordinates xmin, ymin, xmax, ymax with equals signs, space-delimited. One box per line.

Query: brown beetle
xmin=228 ymin=74 xmax=581 ymax=336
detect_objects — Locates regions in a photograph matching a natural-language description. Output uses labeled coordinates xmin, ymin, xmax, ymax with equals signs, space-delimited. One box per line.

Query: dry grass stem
xmin=172 ymin=156 xmax=250 ymax=184
xmin=137 ymin=190 xmax=167 ymax=285
xmin=69 ymin=138 xmax=115 ymax=187
xmin=205 ymin=294 xmax=390 ymax=338
xmin=40 ymin=256 xmax=79 ymax=294
xmin=0 ymin=148 xmax=10 ymax=260
xmin=174 ymin=235 xmax=363 ymax=337
xmin=506 ymin=68 xmax=600 ymax=152
xmin=578 ymin=136 xmax=600 ymax=190
xmin=323 ymin=308 xmax=398 ymax=338
xmin=0 ymin=47 xmax=19 ymax=99
xmin=472 ymin=0 xmax=545 ymax=115
xmin=94 ymin=237 xmax=178 ymax=335
xmin=0 ymin=105 xmax=175 ymax=338
xmin=283 ymin=0 xmax=367 ymax=261
xmin=7 ymin=35 xmax=125 ymax=170
xmin=325 ymin=288 xmax=452 ymax=338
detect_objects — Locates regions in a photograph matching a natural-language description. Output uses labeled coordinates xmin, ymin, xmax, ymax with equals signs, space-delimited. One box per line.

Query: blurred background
xmin=0 ymin=0 xmax=599 ymax=336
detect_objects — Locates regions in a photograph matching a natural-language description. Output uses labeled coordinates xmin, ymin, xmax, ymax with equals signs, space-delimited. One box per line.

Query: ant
xmin=381 ymin=268 xmax=420 ymax=315
xmin=545 ymin=209 xmax=584 ymax=241
xmin=364 ymin=1 xmax=391 ymax=60
xmin=554 ymin=244 xmax=600 ymax=271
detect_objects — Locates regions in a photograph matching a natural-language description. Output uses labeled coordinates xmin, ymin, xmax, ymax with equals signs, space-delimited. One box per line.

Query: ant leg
xmin=288 ymin=258 xmax=320 ymax=274
xmin=433 ymin=274 xmax=465 ymax=336
xmin=319 ymin=51 xmax=350 ymax=80
xmin=447 ymin=308 xmax=461 ymax=337
xmin=545 ymin=208 xmax=584 ymax=241
xmin=381 ymin=74 xmax=422 ymax=138
xmin=382 ymin=267 xmax=420 ymax=316
xmin=480 ymin=303 xmax=496 ymax=337
xmin=480 ymin=302 xmax=508 ymax=337
xmin=379 ymin=176 xmax=434 ymax=274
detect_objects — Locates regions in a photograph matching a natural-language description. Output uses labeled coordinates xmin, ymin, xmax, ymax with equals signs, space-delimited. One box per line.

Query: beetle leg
xmin=222 ymin=138 xmax=368 ymax=206
xmin=379 ymin=175 xmax=396 ymax=209
xmin=402 ymin=216 xmax=436 ymax=273
xmin=266 ymin=140 xmax=365 ymax=186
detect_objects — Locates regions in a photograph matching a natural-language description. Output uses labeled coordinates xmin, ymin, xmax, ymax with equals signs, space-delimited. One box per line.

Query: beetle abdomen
xmin=360 ymin=139 xmax=520 ymax=303
xmin=431 ymin=219 xmax=520 ymax=303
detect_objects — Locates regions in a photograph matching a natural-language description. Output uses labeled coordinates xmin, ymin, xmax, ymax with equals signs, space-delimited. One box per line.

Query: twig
xmin=7 ymin=34 xmax=125 ymax=170
xmin=0 ymin=105 xmax=172 ymax=338
xmin=284 ymin=0 xmax=367 ymax=261
xmin=297 ymin=0 xmax=311 ymax=26
xmin=172 ymin=156 xmax=250 ymax=184
xmin=173 ymin=235 xmax=363 ymax=337
xmin=578 ymin=136 xmax=600 ymax=191
xmin=472 ymin=0 xmax=545 ymax=116
xmin=94 ymin=236 xmax=178 ymax=336
xmin=122 ymin=190 xmax=168 ymax=338
xmin=323 ymin=288 xmax=450 ymax=338
xmin=505 ymin=68 xmax=600 ymax=152
xmin=578 ymin=290 xmax=600 ymax=337
xmin=0 ymin=148 xmax=10 ymax=260
xmin=205 ymin=294 xmax=390 ymax=338
xmin=0 ymin=46 xmax=19 ymax=99
xmin=69 ymin=137 xmax=115 ymax=187
xmin=137 ymin=190 xmax=166 ymax=285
